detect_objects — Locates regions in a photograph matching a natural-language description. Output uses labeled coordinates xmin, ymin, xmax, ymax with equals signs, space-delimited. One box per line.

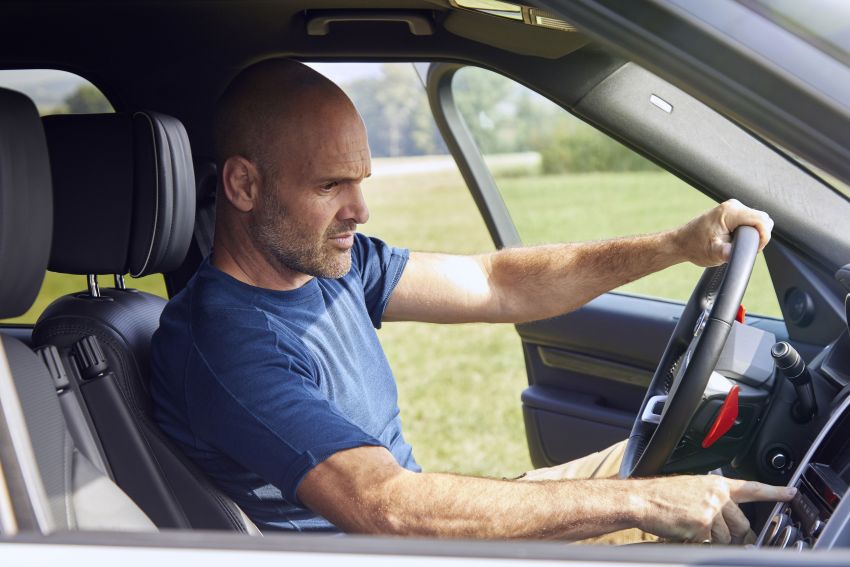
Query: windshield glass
xmin=740 ymin=0 xmax=850 ymax=66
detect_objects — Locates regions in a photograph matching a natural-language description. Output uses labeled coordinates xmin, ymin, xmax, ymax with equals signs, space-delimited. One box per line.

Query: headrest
xmin=0 ymin=88 xmax=53 ymax=319
xmin=43 ymin=111 xmax=196 ymax=277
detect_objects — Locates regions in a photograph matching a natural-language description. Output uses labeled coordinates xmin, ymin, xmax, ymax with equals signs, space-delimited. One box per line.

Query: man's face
xmin=250 ymin=100 xmax=371 ymax=280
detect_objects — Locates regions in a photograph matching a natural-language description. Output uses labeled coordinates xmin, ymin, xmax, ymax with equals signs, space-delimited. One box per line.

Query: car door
xmin=421 ymin=58 xmax=837 ymax=468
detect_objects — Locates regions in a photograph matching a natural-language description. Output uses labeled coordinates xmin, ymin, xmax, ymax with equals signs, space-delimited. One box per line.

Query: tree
xmin=64 ymin=84 xmax=112 ymax=114
xmin=342 ymin=64 xmax=446 ymax=158
xmin=451 ymin=67 xmax=515 ymax=154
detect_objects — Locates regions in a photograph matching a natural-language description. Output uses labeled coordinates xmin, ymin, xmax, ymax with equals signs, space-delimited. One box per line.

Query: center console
xmin=758 ymin=394 xmax=850 ymax=549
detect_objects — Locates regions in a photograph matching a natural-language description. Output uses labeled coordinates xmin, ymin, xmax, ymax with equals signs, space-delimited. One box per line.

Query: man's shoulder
xmin=161 ymin=282 xmax=314 ymax=374
xmin=158 ymin=261 xmax=271 ymax=342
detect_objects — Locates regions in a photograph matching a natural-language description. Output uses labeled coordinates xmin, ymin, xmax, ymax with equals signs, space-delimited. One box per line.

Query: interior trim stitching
xmin=131 ymin=111 xmax=160 ymax=278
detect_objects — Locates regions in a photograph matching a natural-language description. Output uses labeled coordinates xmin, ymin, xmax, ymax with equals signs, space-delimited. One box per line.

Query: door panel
xmin=519 ymin=293 xmax=682 ymax=466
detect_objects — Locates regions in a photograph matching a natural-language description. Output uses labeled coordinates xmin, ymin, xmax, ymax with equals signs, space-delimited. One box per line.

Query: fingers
xmin=721 ymin=500 xmax=751 ymax=544
xmin=719 ymin=199 xmax=774 ymax=252
xmin=636 ymin=476 xmax=793 ymax=544
xmin=681 ymin=199 xmax=774 ymax=266
xmin=710 ymin=508 xmax=731 ymax=544
xmin=728 ymin=479 xmax=797 ymax=504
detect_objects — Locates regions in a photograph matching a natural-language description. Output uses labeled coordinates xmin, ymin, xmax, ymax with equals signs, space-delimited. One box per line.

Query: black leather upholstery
xmin=0 ymin=88 xmax=52 ymax=318
xmin=129 ymin=112 xmax=196 ymax=277
xmin=34 ymin=290 xmax=259 ymax=532
xmin=43 ymin=112 xmax=195 ymax=276
xmin=34 ymin=112 xmax=260 ymax=534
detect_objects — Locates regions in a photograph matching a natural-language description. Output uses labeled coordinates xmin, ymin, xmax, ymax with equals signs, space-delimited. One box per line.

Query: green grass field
xmin=5 ymin=165 xmax=782 ymax=480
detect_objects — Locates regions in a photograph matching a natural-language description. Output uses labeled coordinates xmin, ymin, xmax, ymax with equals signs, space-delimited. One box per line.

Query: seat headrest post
xmin=87 ymin=275 xmax=101 ymax=298
xmin=114 ymin=274 xmax=127 ymax=290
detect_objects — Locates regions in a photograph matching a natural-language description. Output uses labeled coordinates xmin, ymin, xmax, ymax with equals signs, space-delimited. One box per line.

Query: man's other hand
xmin=675 ymin=199 xmax=774 ymax=267
xmin=634 ymin=475 xmax=795 ymax=544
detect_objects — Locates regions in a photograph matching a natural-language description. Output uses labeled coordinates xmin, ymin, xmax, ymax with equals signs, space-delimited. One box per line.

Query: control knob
xmin=765 ymin=513 xmax=790 ymax=546
xmin=769 ymin=451 xmax=788 ymax=470
xmin=777 ymin=525 xmax=800 ymax=549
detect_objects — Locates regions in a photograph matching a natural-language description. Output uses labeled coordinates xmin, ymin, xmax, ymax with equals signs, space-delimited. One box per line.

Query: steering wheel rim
xmin=619 ymin=226 xmax=762 ymax=478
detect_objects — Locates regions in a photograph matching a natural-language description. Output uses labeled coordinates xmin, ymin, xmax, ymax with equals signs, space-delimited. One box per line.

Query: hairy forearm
xmin=486 ymin=230 xmax=683 ymax=323
xmin=300 ymin=446 xmax=794 ymax=542
xmin=347 ymin=470 xmax=640 ymax=540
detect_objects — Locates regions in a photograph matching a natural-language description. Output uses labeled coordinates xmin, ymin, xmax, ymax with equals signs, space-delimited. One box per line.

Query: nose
xmin=339 ymin=183 xmax=370 ymax=225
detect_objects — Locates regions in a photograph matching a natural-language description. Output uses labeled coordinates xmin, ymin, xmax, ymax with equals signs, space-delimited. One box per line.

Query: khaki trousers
xmin=518 ymin=440 xmax=657 ymax=545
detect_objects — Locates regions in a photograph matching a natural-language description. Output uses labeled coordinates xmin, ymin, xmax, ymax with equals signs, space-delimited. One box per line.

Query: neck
xmin=211 ymin=223 xmax=313 ymax=291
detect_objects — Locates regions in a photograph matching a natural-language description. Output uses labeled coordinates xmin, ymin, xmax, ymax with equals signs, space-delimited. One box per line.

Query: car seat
xmin=0 ymin=86 xmax=155 ymax=532
xmin=31 ymin=112 xmax=260 ymax=534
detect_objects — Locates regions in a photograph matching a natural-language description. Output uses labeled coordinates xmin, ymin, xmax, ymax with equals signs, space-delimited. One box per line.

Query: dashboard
xmin=758 ymin=391 xmax=850 ymax=549
xmin=757 ymin=302 xmax=850 ymax=550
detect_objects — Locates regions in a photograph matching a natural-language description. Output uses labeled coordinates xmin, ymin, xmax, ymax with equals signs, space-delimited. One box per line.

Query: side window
xmin=0 ymin=70 xmax=167 ymax=324
xmin=451 ymin=66 xmax=782 ymax=318
xmin=312 ymin=63 xmax=531 ymax=478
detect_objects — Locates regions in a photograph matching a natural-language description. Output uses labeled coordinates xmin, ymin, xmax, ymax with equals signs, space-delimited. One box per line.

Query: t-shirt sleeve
xmin=186 ymin=307 xmax=383 ymax=505
xmin=351 ymin=233 xmax=409 ymax=328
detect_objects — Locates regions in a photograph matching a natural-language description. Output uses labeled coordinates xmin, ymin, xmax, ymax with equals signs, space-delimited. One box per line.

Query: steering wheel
xmin=620 ymin=226 xmax=761 ymax=478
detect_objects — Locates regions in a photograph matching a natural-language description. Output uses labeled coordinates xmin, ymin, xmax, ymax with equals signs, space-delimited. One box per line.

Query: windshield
xmin=739 ymin=0 xmax=850 ymax=66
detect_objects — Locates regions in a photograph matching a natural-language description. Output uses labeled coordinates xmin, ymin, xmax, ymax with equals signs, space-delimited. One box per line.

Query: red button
xmin=736 ymin=304 xmax=746 ymax=324
xmin=702 ymin=385 xmax=739 ymax=449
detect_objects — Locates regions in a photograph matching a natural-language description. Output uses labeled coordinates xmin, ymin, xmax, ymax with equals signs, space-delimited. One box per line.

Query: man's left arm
xmin=383 ymin=199 xmax=773 ymax=325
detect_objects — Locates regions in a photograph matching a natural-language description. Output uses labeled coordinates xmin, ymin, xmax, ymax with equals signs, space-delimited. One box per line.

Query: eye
xmin=320 ymin=181 xmax=339 ymax=192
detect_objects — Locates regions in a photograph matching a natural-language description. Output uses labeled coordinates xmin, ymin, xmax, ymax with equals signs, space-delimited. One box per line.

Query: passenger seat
xmin=32 ymin=112 xmax=260 ymax=534
xmin=0 ymin=86 xmax=154 ymax=532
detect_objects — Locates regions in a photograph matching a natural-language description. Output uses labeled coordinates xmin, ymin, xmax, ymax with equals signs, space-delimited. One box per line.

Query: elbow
xmin=343 ymin=469 xmax=415 ymax=536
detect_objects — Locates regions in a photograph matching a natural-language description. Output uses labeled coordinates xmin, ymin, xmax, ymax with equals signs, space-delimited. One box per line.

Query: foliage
xmin=533 ymin=120 xmax=660 ymax=174
xmin=64 ymin=84 xmax=113 ymax=114
xmin=342 ymin=65 xmax=447 ymax=158
xmin=336 ymin=64 xmax=668 ymax=174
xmin=453 ymin=67 xmax=660 ymax=174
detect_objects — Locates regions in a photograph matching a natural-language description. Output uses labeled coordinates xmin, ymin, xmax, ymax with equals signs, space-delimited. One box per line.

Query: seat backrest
xmin=32 ymin=111 xmax=260 ymax=534
xmin=0 ymin=87 xmax=155 ymax=533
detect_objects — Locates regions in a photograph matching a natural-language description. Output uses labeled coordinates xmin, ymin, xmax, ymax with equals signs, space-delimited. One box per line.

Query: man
xmin=150 ymin=59 xmax=794 ymax=543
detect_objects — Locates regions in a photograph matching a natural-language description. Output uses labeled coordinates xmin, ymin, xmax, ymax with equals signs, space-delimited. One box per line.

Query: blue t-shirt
xmin=150 ymin=234 xmax=420 ymax=531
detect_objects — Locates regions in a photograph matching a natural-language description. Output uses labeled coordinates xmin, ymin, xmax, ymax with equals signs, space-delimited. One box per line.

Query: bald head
xmin=213 ymin=59 xmax=358 ymax=183
xmin=211 ymin=59 xmax=371 ymax=289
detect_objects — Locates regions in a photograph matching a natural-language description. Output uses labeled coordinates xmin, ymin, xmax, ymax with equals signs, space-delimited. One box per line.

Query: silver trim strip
xmin=641 ymin=395 xmax=668 ymax=425
xmin=131 ymin=111 xmax=160 ymax=278
xmin=0 ymin=338 xmax=53 ymax=532
xmin=0 ymin=457 xmax=18 ymax=535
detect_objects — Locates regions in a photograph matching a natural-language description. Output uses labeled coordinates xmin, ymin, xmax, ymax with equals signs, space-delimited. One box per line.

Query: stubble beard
xmin=250 ymin=190 xmax=353 ymax=280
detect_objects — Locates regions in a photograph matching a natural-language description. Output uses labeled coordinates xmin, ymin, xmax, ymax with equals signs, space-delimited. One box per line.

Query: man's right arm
xmin=298 ymin=445 xmax=795 ymax=543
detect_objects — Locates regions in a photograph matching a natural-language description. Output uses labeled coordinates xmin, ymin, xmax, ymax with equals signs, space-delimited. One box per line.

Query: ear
xmin=221 ymin=156 xmax=261 ymax=213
